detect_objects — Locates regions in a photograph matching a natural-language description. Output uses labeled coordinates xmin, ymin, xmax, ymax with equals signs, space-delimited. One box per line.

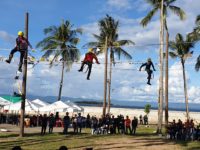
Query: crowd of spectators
xmin=0 ymin=112 xmax=139 ymax=135
xmin=166 ymin=119 xmax=200 ymax=141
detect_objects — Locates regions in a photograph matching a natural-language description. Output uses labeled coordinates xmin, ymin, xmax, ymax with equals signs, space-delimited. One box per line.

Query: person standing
xmin=124 ymin=116 xmax=131 ymax=134
xmin=48 ymin=113 xmax=55 ymax=134
xmin=41 ymin=114 xmax=48 ymax=135
xmin=139 ymin=115 xmax=143 ymax=125
xmin=77 ymin=113 xmax=83 ymax=133
xmin=132 ymin=117 xmax=138 ymax=135
xmin=63 ymin=112 xmax=70 ymax=135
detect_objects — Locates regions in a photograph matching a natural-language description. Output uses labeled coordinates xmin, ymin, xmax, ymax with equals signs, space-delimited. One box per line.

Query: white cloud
xmin=0 ymin=31 xmax=15 ymax=45
xmin=107 ymin=0 xmax=131 ymax=10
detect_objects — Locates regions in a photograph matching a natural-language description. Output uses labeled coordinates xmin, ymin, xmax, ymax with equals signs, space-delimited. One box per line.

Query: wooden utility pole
xmin=165 ymin=32 xmax=169 ymax=125
xmin=157 ymin=0 xmax=164 ymax=134
xmin=103 ymin=37 xmax=108 ymax=116
xmin=20 ymin=12 xmax=29 ymax=137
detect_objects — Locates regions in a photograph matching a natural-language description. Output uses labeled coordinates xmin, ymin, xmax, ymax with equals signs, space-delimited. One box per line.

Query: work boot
xmin=78 ymin=68 xmax=83 ymax=72
xmin=5 ymin=54 xmax=13 ymax=64
xmin=18 ymin=66 xmax=22 ymax=72
xmin=147 ymin=82 xmax=151 ymax=85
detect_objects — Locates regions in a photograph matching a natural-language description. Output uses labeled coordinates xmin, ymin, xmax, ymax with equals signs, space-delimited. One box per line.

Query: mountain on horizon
xmin=1 ymin=94 xmax=200 ymax=112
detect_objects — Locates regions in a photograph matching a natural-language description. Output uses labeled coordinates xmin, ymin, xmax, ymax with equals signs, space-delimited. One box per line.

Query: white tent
xmin=4 ymin=99 xmax=40 ymax=112
xmin=39 ymin=100 xmax=78 ymax=113
xmin=32 ymin=99 xmax=49 ymax=107
xmin=64 ymin=100 xmax=84 ymax=112
xmin=0 ymin=97 xmax=11 ymax=106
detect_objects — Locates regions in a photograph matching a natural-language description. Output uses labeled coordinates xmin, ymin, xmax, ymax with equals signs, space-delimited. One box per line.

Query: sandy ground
xmin=82 ymin=106 xmax=200 ymax=124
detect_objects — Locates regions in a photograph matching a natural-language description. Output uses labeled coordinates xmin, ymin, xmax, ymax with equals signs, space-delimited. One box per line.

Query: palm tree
xmin=36 ymin=20 xmax=82 ymax=101
xmin=141 ymin=0 xmax=186 ymax=129
xmin=169 ymin=33 xmax=196 ymax=119
xmin=192 ymin=15 xmax=200 ymax=71
xmin=85 ymin=15 xmax=134 ymax=115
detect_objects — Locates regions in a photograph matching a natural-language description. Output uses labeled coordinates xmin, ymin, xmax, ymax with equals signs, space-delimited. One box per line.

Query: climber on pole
xmin=78 ymin=48 xmax=100 ymax=80
xmin=139 ymin=58 xmax=156 ymax=85
xmin=5 ymin=31 xmax=33 ymax=72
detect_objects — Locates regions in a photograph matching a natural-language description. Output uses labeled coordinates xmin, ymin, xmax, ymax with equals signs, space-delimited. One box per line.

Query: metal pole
xmin=20 ymin=12 xmax=29 ymax=137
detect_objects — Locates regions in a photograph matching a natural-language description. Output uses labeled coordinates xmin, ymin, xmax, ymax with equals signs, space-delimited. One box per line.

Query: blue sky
xmin=0 ymin=0 xmax=200 ymax=104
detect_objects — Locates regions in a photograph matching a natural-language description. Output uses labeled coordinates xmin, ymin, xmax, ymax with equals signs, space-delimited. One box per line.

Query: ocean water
xmin=25 ymin=95 xmax=200 ymax=112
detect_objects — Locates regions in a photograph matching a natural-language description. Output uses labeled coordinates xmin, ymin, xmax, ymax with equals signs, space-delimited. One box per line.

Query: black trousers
xmin=49 ymin=126 xmax=53 ymax=133
xmin=146 ymin=69 xmax=153 ymax=82
xmin=79 ymin=61 xmax=92 ymax=79
xmin=10 ymin=47 xmax=26 ymax=69
xmin=41 ymin=125 xmax=47 ymax=135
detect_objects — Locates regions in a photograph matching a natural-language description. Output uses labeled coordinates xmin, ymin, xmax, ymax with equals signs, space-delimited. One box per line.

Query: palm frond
xmin=196 ymin=15 xmax=200 ymax=25
xmin=145 ymin=0 xmax=159 ymax=6
xmin=82 ymin=42 xmax=100 ymax=49
xmin=43 ymin=26 xmax=58 ymax=35
xmin=113 ymin=47 xmax=132 ymax=60
xmin=195 ymin=55 xmax=200 ymax=71
xmin=114 ymin=40 xmax=135 ymax=47
xmin=168 ymin=5 xmax=186 ymax=20
xmin=169 ymin=51 xmax=178 ymax=58
xmin=140 ymin=7 xmax=159 ymax=27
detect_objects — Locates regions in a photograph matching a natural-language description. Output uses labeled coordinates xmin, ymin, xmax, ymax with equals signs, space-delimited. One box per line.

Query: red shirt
xmin=83 ymin=52 xmax=99 ymax=63
xmin=125 ymin=119 xmax=131 ymax=127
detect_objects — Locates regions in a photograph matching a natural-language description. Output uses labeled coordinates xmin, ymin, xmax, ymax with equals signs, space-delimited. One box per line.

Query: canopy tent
xmin=64 ymin=100 xmax=84 ymax=113
xmin=4 ymin=99 xmax=40 ymax=112
xmin=39 ymin=100 xmax=78 ymax=113
xmin=1 ymin=95 xmax=21 ymax=103
xmin=32 ymin=99 xmax=49 ymax=107
xmin=0 ymin=97 xmax=11 ymax=107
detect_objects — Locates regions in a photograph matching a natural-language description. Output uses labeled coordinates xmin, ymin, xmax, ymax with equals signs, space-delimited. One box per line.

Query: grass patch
xmin=0 ymin=125 xmax=199 ymax=150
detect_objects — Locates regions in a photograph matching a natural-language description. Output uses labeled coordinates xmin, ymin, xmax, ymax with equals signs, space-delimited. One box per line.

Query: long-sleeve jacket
xmin=83 ymin=52 xmax=99 ymax=64
xmin=139 ymin=61 xmax=155 ymax=71
xmin=16 ymin=36 xmax=32 ymax=50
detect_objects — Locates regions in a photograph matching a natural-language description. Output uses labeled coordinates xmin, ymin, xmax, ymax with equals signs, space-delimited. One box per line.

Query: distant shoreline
xmin=77 ymin=103 xmax=200 ymax=113
xmin=81 ymin=106 xmax=200 ymax=124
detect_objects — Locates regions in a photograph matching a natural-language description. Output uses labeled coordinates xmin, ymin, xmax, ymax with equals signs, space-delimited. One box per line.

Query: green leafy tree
xmin=36 ymin=20 xmax=82 ymax=101
xmin=144 ymin=104 xmax=151 ymax=115
xmin=85 ymin=15 xmax=134 ymax=115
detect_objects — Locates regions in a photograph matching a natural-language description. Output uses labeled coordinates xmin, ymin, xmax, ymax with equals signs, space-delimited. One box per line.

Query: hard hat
xmin=18 ymin=31 xmax=24 ymax=36
xmin=147 ymin=58 xmax=151 ymax=62
xmin=88 ymin=48 xmax=93 ymax=52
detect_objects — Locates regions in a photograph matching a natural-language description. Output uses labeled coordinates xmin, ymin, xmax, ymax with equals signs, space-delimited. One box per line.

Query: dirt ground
xmin=0 ymin=124 xmax=182 ymax=150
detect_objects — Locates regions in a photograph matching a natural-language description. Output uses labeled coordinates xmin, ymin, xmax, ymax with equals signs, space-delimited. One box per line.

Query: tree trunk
xmin=181 ymin=58 xmax=189 ymax=119
xmin=20 ymin=12 xmax=28 ymax=137
xmin=165 ymin=31 xmax=169 ymax=126
xmin=57 ymin=61 xmax=65 ymax=101
xmin=103 ymin=37 xmax=108 ymax=116
xmin=107 ymin=49 xmax=113 ymax=113
xmin=157 ymin=0 xmax=164 ymax=134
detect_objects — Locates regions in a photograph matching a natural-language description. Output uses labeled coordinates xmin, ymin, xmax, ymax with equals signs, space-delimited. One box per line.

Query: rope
xmin=0 ymin=41 xmax=199 ymax=51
